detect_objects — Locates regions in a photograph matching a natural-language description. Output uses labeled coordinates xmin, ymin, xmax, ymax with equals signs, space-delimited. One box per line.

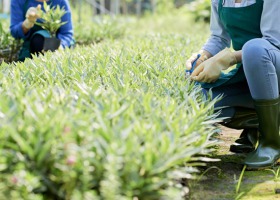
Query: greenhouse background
xmin=0 ymin=0 xmax=195 ymax=15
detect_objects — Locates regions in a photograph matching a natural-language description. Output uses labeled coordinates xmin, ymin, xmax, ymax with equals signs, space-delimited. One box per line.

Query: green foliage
xmin=0 ymin=34 xmax=219 ymax=199
xmin=74 ymin=17 xmax=125 ymax=45
xmin=188 ymin=0 xmax=211 ymax=23
xmin=70 ymin=3 xmax=126 ymax=45
xmin=266 ymin=167 xmax=280 ymax=181
xmin=0 ymin=21 xmax=22 ymax=63
xmin=36 ymin=1 xmax=67 ymax=37
xmin=236 ymin=165 xmax=246 ymax=194
xmin=155 ymin=0 xmax=175 ymax=14
xmin=0 ymin=22 xmax=14 ymax=49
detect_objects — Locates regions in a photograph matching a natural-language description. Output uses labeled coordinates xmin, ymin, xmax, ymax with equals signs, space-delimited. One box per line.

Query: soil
xmin=188 ymin=126 xmax=280 ymax=200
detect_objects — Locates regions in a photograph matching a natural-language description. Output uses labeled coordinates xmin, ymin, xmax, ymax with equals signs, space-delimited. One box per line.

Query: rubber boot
xmin=223 ymin=107 xmax=258 ymax=129
xmin=221 ymin=107 xmax=259 ymax=153
xmin=229 ymin=129 xmax=258 ymax=153
xmin=244 ymin=97 xmax=280 ymax=169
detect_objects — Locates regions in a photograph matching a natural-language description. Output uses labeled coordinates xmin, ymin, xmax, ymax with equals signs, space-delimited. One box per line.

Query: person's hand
xmin=191 ymin=48 xmax=237 ymax=83
xmin=22 ymin=5 xmax=42 ymax=29
xmin=186 ymin=50 xmax=209 ymax=71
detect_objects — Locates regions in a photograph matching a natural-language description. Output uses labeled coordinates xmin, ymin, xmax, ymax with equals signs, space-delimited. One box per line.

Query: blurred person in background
xmin=10 ymin=0 xmax=74 ymax=61
xmin=186 ymin=0 xmax=280 ymax=169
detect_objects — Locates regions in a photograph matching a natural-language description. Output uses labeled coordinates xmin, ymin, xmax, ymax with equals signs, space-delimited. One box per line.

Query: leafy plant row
xmin=0 ymin=21 xmax=22 ymax=63
xmin=0 ymin=16 xmax=125 ymax=64
xmin=188 ymin=0 xmax=211 ymax=23
xmin=0 ymin=35 xmax=219 ymax=200
xmin=74 ymin=17 xmax=125 ymax=45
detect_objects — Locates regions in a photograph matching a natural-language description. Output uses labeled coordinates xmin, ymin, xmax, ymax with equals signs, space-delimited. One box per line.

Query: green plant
xmin=197 ymin=166 xmax=222 ymax=182
xmin=235 ymin=192 xmax=245 ymax=200
xmin=74 ymin=17 xmax=125 ymax=45
xmin=265 ymin=167 xmax=280 ymax=181
xmin=155 ymin=0 xmax=175 ymax=14
xmin=233 ymin=165 xmax=247 ymax=200
xmin=0 ymin=22 xmax=14 ymax=49
xmin=36 ymin=1 xmax=67 ymax=37
xmin=0 ymin=32 xmax=219 ymax=199
xmin=236 ymin=165 xmax=246 ymax=194
xmin=265 ymin=167 xmax=280 ymax=195
xmin=188 ymin=0 xmax=211 ymax=23
xmin=0 ymin=21 xmax=22 ymax=63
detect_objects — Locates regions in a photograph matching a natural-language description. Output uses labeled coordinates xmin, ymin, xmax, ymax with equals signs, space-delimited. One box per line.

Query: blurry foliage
xmin=0 ymin=21 xmax=22 ymax=64
xmin=74 ymin=17 xmax=125 ymax=45
xmin=155 ymin=0 xmax=175 ymax=14
xmin=71 ymin=3 xmax=126 ymax=45
xmin=69 ymin=0 xmax=187 ymax=15
xmin=0 ymin=21 xmax=14 ymax=49
xmin=188 ymin=0 xmax=211 ymax=23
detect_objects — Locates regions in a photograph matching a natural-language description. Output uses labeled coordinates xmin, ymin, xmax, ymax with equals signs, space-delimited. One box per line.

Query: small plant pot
xmin=43 ymin=37 xmax=61 ymax=52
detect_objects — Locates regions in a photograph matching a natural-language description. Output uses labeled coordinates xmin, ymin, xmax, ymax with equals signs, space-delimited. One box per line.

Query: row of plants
xmin=74 ymin=17 xmax=126 ymax=45
xmin=0 ymin=21 xmax=22 ymax=63
xmin=0 ymin=34 xmax=219 ymax=199
xmin=0 ymin=0 xmax=210 ymax=64
xmin=187 ymin=0 xmax=211 ymax=23
xmin=0 ymin=3 xmax=126 ymax=63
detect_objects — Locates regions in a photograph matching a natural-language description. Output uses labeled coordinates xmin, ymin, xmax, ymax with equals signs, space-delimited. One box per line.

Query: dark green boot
xmin=222 ymin=107 xmax=259 ymax=153
xmin=229 ymin=128 xmax=258 ymax=153
xmin=244 ymin=97 xmax=280 ymax=169
xmin=223 ymin=107 xmax=258 ymax=129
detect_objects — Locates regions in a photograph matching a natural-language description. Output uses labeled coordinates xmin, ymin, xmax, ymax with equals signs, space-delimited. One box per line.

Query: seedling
xmin=265 ymin=167 xmax=280 ymax=194
xmin=36 ymin=1 xmax=67 ymax=37
xmin=265 ymin=167 xmax=280 ymax=181
xmin=236 ymin=165 xmax=246 ymax=194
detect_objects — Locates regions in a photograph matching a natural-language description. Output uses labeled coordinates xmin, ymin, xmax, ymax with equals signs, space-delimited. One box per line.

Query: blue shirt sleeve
xmin=56 ymin=0 xmax=74 ymax=48
xmin=261 ymin=0 xmax=280 ymax=49
xmin=10 ymin=0 xmax=73 ymax=47
xmin=10 ymin=0 xmax=30 ymax=39
xmin=202 ymin=0 xmax=231 ymax=56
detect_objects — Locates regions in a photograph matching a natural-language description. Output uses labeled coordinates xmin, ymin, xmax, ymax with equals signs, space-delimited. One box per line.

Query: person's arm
xmin=186 ymin=0 xmax=231 ymax=70
xmin=22 ymin=5 xmax=42 ymax=34
xmin=10 ymin=0 xmax=27 ymax=39
xmin=202 ymin=0 xmax=231 ymax=57
xmin=10 ymin=0 xmax=41 ymax=39
xmin=260 ymin=0 xmax=280 ymax=49
xmin=56 ymin=0 xmax=74 ymax=48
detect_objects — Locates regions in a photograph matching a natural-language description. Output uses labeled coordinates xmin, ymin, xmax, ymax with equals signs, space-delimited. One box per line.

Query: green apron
xmin=18 ymin=0 xmax=52 ymax=62
xmin=200 ymin=0 xmax=263 ymax=89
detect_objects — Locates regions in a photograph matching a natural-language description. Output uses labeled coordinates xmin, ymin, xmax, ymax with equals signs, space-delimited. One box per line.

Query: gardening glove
xmin=191 ymin=48 xmax=237 ymax=83
xmin=23 ymin=5 xmax=42 ymax=29
xmin=186 ymin=50 xmax=209 ymax=71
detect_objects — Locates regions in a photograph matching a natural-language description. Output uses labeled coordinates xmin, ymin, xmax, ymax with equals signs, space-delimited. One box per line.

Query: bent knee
xmin=242 ymin=38 xmax=272 ymax=72
xmin=242 ymin=39 xmax=269 ymax=60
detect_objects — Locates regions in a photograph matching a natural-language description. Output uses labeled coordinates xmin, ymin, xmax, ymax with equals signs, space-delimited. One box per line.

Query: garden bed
xmin=0 ymin=34 xmax=219 ymax=199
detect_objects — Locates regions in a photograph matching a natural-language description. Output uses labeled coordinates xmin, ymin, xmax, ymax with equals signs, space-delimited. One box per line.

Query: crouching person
xmin=10 ymin=0 xmax=74 ymax=61
xmin=186 ymin=0 xmax=280 ymax=170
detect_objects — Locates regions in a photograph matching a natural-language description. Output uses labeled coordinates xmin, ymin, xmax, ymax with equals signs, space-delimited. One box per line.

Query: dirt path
xmin=189 ymin=126 xmax=280 ymax=200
